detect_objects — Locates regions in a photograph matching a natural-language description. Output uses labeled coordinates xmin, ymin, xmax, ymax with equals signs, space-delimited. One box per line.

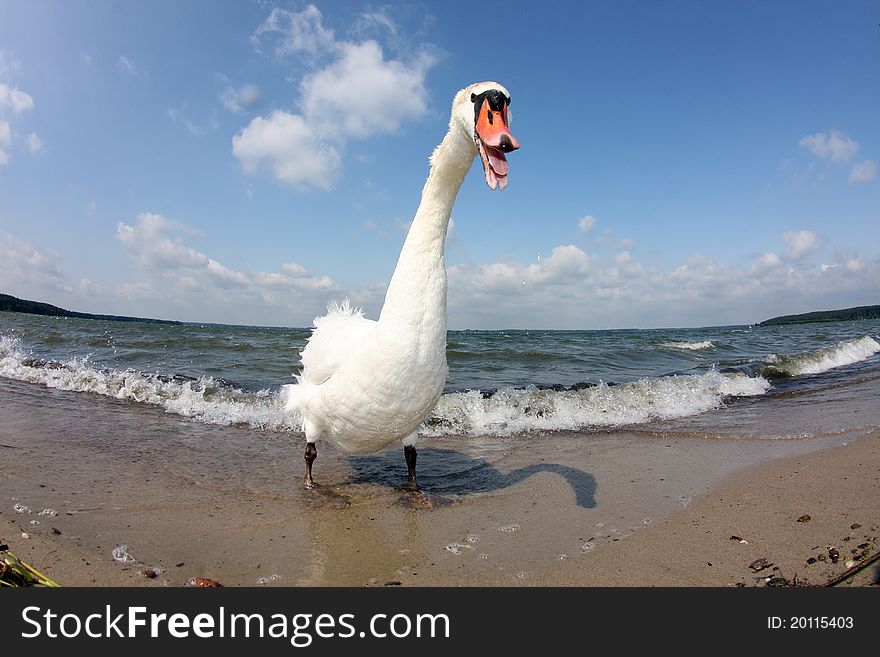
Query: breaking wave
xmin=763 ymin=335 xmax=880 ymax=378
xmin=424 ymin=370 xmax=769 ymax=436
xmin=661 ymin=340 xmax=715 ymax=351
xmin=3 ymin=332 xmax=877 ymax=439
xmin=0 ymin=335 xmax=298 ymax=432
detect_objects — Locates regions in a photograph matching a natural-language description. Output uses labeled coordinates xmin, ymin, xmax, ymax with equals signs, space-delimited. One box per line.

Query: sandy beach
xmin=1 ymin=376 xmax=878 ymax=587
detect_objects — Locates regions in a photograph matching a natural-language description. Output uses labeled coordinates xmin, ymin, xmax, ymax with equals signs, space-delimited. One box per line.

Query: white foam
xmin=661 ymin=340 xmax=715 ymax=351
xmin=1 ymin=333 xmax=773 ymax=438
xmin=0 ymin=334 xmax=299 ymax=432
xmin=424 ymin=370 xmax=770 ymax=437
xmin=766 ymin=335 xmax=880 ymax=377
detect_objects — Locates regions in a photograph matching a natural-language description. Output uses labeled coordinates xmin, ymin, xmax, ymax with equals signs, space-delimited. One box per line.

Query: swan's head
xmin=452 ymin=81 xmax=520 ymax=190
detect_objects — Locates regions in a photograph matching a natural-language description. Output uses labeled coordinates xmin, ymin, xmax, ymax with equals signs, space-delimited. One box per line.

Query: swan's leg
xmin=304 ymin=441 xmax=318 ymax=490
xmin=403 ymin=432 xmax=419 ymax=490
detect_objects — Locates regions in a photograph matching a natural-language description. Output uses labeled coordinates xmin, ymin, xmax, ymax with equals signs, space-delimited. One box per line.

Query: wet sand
xmin=1 ymin=377 xmax=877 ymax=587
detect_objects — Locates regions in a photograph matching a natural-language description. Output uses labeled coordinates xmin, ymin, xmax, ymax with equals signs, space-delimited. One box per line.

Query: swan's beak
xmin=474 ymin=98 xmax=519 ymax=191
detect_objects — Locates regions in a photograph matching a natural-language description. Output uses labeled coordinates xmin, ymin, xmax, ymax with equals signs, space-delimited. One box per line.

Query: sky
xmin=0 ymin=0 xmax=878 ymax=330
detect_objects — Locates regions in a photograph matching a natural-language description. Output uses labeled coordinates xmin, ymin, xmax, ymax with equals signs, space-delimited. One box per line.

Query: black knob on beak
xmin=498 ymin=134 xmax=519 ymax=153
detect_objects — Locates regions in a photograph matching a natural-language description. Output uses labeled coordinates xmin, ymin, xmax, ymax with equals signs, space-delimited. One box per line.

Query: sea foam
xmin=661 ymin=340 xmax=715 ymax=351
xmin=764 ymin=335 xmax=880 ymax=377
xmin=424 ymin=370 xmax=770 ymax=437
xmin=0 ymin=335 xmax=299 ymax=432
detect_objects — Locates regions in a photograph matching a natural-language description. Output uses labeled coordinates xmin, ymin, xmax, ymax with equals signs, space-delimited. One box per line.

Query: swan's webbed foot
xmin=394 ymin=444 xmax=454 ymax=507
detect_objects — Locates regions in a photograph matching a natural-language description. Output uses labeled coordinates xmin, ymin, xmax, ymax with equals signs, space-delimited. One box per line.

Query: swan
xmin=282 ymin=81 xmax=520 ymax=490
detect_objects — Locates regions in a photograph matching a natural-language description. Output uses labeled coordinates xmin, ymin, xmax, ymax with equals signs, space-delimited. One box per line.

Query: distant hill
xmin=760 ymin=305 xmax=880 ymax=326
xmin=0 ymin=293 xmax=181 ymax=325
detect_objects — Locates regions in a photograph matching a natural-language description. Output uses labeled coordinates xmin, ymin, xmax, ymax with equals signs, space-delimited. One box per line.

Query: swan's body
xmin=282 ymin=81 xmax=519 ymax=487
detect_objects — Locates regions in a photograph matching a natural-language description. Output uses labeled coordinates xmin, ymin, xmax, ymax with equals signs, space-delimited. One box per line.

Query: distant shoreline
xmin=0 ymin=293 xmax=181 ymax=326
xmin=759 ymin=304 xmax=880 ymax=326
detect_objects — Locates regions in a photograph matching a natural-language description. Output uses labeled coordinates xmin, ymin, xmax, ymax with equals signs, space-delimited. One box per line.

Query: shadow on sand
xmin=346 ymin=447 xmax=597 ymax=509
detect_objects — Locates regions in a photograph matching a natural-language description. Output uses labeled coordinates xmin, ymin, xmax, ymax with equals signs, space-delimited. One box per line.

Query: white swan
xmin=283 ymin=81 xmax=520 ymax=490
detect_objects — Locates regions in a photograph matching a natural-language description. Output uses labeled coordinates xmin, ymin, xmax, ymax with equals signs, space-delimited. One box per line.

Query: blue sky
xmin=1 ymin=0 xmax=878 ymax=329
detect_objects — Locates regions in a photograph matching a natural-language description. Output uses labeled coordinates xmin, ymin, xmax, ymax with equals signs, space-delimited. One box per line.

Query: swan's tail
xmin=281 ymin=377 xmax=320 ymax=431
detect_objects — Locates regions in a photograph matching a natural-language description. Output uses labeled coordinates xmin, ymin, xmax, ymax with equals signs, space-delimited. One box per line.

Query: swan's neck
xmin=379 ymin=127 xmax=475 ymax=330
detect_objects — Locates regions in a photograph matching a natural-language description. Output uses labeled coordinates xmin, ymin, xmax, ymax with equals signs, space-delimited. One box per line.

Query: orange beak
xmin=474 ymin=95 xmax=520 ymax=190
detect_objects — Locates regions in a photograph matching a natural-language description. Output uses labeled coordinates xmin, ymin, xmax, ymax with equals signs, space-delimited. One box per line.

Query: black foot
xmin=404 ymin=444 xmax=418 ymax=490
xmin=304 ymin=442 xmax=318 ymax=490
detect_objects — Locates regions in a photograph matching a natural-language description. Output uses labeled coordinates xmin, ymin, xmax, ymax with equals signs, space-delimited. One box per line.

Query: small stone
xmin=806 ymin=557 xmax=817 ymax=565
xmin=383 ymin=581 xmax=402 ymax=587
xmin=730 ymin=535 xmax=748 ymax=544
xmin=142 ymin=568 xmax=158 ymax=579
xmin=191 ymin=578 xmax=222 ymax=588
xmin=51 ymin=527 xmax=62 ymax=535
xmin=850 ymin=523 xmax=861 ymax=530
xmin=817 ymin=553 xmax=827 ymax=562
xmin=796 ymin=514 xmax=811 ymax=523
xmin=749 ymin=557 xmax=773 ymax=572
xmin=845 ymin=560 xmax=856 ymax=569
xmin=828 ymin=547 xmax=840 ymax=564
xmin=20 ymin=532 xmax=30 ymax=539
xmin=175 ymin=562 xmax=185 ymax=567
xmin=765 ymin=576 xmax=789 ymax=587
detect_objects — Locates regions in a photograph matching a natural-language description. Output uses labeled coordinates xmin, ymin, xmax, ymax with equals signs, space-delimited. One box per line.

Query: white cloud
xmin=116 ymin=55 xmax=138 ymax=75
xmin=597 ymin=228 xmax=636 ymax=250
xmin=0 ymin=83 xmax=33 ymax=113
xmin=849 ymin=159 xmax=877 ymax=183
xmin=232 ymin=110 xmax=341 ymax=189
xmin=236 ymin=5 xmax=436 ymax=190
xmin=0 ymin=232 xmax=70 ymax=296
xmin=578 ymin=215 xmax=596 ymax=232
xmin=752 ymin=251 xmax=782 ymax=275
xmin=167 ymin=104 xmax=219 ymax=136
xmin=301 ymin=40 xmax=434 ymax=138
xmin=0 ymin=51 xmax=22 ymax=77
xmin=251 ymin=5 xmax=335 ymax=56
xmin=0 ymin=119 xmax=10 ymax=165
xmin=782 ymin=230 xmax=818 ymax=261
xmin=0 ymin=77 xmax=36 ymax=165
xmin=219 ymin=81 xmax=261 ymax=114
xmin=442 ymin=230 xmax=880 ymax=328
xmin=799 ymin=130 xmax=859 ymax=163
xmin=114 ymin=213 xmax=342 ymax=322
xmin=25 ymin=131 xmax=42 ymax=153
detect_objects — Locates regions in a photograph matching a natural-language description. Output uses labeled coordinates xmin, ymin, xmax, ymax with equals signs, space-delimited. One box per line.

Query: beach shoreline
xmin=2 ymin=378 xmax=877 ymax=588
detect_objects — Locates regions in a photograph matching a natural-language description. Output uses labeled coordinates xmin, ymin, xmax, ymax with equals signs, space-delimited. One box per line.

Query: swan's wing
xmin=299 ymin=299 xmax=377 ymax=386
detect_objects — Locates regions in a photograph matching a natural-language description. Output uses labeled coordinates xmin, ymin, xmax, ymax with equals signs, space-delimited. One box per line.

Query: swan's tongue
xmin=478 ymin=141 xmax=509 ymax=191
xmin=486 ymin=147 xmax=509 ymax=176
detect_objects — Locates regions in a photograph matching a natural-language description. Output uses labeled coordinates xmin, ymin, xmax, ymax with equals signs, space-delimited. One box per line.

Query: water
xmin=2 ymin=310 xmax=879 ymax=439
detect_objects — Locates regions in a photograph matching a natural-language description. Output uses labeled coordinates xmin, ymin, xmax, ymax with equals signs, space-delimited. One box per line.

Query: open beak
xmin=474 ymin=98 xmax=520 ymax=190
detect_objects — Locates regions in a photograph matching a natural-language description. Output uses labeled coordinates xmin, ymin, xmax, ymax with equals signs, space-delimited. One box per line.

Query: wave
xmin=1 ymin=334 xmax=772 ymax=438
xmin=763 ymin=335 xmax=880 ymax=378
xmin=0 ymin=335 xmax=298 ymax=432
xmin=424 ymin=370 xmax=770 ymax=437
xmin=660 ymin=340 xmax=715 ymax=351
xmin=6 ymin=333 xmax=875 ymax=440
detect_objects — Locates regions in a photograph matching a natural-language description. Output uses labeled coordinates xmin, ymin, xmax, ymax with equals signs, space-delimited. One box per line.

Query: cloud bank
xmin=233 ymin=4 xmax=436 ymax=190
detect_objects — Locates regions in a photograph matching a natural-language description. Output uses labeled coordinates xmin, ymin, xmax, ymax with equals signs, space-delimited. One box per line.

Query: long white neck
xmin=378 ymin=126 xmax=475 ymax=331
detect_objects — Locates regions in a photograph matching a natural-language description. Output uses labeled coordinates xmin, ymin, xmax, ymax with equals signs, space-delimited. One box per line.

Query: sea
xmin=2 ymin=310 xmax=879 ymax=442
